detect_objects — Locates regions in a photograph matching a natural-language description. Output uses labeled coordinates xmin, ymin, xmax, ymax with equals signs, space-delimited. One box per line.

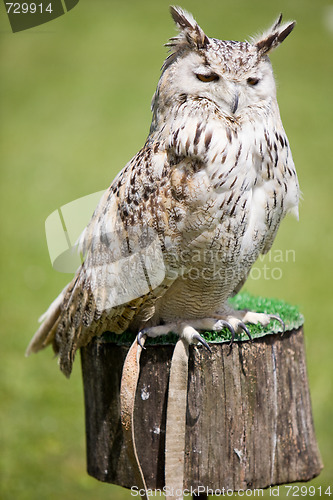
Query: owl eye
xmin=196 ymin=73 xmax=219 ymax=83
xmin=247 ymin=77 xmax=260 ymax=86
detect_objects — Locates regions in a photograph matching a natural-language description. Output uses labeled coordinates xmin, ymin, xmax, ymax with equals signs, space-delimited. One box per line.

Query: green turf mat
xmin=99 ymin=292 xmax=304 ymax=346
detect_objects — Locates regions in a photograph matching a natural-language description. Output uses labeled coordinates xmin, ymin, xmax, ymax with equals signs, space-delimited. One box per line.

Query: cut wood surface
xmin=80 ymin=327 xmax=322 ymax=492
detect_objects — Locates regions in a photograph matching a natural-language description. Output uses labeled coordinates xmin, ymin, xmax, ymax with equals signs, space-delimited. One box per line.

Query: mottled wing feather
xmin=28 ymin=144 xmax=178 ymax=375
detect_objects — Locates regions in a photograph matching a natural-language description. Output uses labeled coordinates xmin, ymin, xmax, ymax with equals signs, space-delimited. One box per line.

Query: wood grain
xmin=80 ymin=327 xmax=322 ymax=491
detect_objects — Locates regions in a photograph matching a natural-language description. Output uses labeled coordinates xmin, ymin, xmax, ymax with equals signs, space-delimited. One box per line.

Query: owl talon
xmin=238 ymin=322 xmax=252 ymax=341
xmin=223 ymin=322 xmax=236 ymax=345
xmin=214 ymin=319 xmax=236 ymax=341
xmin=137 ymin=331 xmax=147 ymax=349
xmin=226 ymin=322 xmax=236 ymax=344
xmin=229 ymin=327 xmax=236 ymax=346
xmin=192 ymin=332 xmax=211 ymax=352
xmin=269 ymin=314 xmax=285 ymax=333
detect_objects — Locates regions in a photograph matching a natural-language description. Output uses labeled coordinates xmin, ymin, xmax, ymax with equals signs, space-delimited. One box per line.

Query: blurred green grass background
xmin=1 ymin=0 xmax=332 ymax=498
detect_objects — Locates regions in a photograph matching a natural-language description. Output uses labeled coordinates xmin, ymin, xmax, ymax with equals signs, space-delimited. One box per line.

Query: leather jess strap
xmin=120 ymin=336 xmax=148 ymax=499
xmin=120 ymin=337 xmax=190 ymax=500
xmin=165 ymin=339 xmax=189 ymax=500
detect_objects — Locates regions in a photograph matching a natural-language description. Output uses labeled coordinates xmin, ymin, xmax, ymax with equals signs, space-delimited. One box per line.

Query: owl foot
xmin=137 ymin=312 xmax=284 ymax=350
xmin=217 ymin=310 xmax=285 ymax=346
xmin=137 ymin=324 xmax=211 ymax=351
xmin=240 ymin=311 xmax=285 ymax=333
xmin=136 ymin=317 xmax=236 ymax=351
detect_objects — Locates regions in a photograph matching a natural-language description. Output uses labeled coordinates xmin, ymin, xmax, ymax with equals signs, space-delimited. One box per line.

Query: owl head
xmin=152 ymin=6 xmax=295 ymax=118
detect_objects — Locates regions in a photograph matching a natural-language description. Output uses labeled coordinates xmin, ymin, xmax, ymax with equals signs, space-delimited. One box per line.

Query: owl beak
xmin=231 ymin=92 xmax=239 ymax=114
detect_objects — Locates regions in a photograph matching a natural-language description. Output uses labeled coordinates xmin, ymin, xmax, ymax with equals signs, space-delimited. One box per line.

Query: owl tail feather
xmin=25 ymin=283 xmax=70 ymax=357
xmin=26 ymin=273 xmax=98 ymax=377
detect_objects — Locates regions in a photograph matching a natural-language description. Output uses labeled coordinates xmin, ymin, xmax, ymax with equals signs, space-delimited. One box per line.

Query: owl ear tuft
xmin=254 ymin=14 xmax=296 ymax=55
xmin=168 ymin=6 xmax=209 ymax=51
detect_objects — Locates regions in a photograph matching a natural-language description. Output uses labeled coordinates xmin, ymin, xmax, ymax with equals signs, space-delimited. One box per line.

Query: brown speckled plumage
xmin=27 ymin=7 xmax=299 ymax=376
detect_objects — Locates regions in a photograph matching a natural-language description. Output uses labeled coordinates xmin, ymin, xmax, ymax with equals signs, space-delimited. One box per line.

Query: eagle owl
xmin=27 ymin=7 xmax=299 ymax=377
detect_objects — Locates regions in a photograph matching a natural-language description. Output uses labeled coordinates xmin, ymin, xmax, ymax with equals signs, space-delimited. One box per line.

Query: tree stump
xmin=80 ymin=325 xmax=322 ymax=492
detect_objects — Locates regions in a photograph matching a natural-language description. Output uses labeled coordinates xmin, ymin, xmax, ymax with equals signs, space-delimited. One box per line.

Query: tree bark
xmin=80 ymin=327 xmax=322 ymax=492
